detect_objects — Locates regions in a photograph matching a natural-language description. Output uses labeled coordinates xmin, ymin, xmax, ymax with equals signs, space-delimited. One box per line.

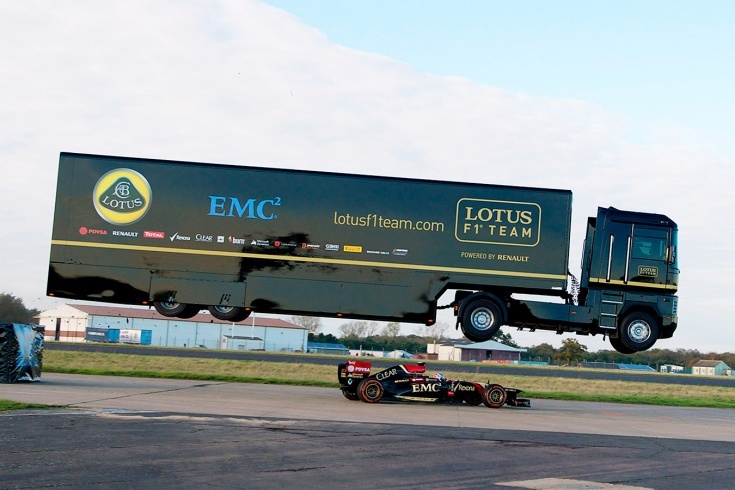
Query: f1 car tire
xmin=341 ymin=389 xmax=359 ymax=401
xmin=357 ymin=378 xmax=384 ymax=403
xmin=482 ymin=384 xmax=507 ymax=409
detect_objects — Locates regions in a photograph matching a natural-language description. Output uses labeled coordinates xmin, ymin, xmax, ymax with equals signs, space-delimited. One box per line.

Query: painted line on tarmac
xmin=497 ymin=478 xmax=650 ymax=489
xmin=0 ymin=408 xmax=157 ymax=417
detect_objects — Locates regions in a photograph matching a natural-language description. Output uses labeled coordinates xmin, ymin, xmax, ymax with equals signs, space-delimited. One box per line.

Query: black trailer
xmin=48 ymin=153 xmax=679 ymax=352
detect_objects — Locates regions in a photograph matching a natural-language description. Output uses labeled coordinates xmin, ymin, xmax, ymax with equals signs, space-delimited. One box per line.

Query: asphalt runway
xmin=2 ymin=374 xmax=735 ymax=489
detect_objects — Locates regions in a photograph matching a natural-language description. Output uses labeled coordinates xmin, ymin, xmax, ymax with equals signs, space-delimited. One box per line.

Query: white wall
xmin=37 ymin=304 xmax=89 ymax=342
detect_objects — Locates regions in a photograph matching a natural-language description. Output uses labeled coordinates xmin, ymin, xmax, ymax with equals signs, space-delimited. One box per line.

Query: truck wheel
xmin=609 ymin=335 xmax=635 ymax=354
xmin=357 ymin=379 xmax=384 ymax=403
xmin=460 ymin=299 xmax=502 ymax=342
xmin=482 ymin=384 xmax=507 ymax=409
xmin=154 ymin=301 xmax=200 ymax=319
xmin=208 ymin=306 xmax=251 ymax=322
xmin=618 ymin=312 xmax=659 ymax=352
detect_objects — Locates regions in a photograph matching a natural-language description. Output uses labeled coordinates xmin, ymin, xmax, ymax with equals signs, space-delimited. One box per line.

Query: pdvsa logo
xmin=93 ymin=168 xmax=151 ymax=225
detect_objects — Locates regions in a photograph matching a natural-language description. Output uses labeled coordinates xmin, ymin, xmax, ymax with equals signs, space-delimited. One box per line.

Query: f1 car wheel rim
xmin=470 ymin=307 xmax=495 ymax=331
xmin=488 ymin=389 xmax=504 ymax=404
xmin=365 ymin=383 xmax=381 ymax=400
xmin=627 ymin=319 xmax=651 ymax=343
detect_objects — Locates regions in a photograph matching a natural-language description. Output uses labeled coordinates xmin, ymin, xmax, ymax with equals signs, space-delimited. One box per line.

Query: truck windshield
xmin=632 ymin=236 xmax=667 ymax=261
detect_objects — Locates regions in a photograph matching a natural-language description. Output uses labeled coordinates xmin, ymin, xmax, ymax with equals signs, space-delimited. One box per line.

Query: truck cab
xmin=579 ymin=207 xmax=679 ymax=352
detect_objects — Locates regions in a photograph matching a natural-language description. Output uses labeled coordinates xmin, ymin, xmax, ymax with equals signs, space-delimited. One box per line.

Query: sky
xmin=1 ymin=0 xmax=733 ymax=353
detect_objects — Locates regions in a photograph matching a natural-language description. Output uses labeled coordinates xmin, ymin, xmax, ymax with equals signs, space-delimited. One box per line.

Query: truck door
xmin=627 ymin=226 xmax=670 ymax=288
xmin=598 ymin=221 xmax=632 ymax=286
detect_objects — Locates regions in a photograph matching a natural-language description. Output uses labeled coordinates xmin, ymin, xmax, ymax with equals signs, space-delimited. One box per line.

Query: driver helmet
xmin=433 ymin=373 xmax=446 ymax=382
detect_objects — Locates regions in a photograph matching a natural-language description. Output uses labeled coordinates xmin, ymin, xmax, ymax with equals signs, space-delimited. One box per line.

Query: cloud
xmin=1 ymin=0 xmax=731 ymax=351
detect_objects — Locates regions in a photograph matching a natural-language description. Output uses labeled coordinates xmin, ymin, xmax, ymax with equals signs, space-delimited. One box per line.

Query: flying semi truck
xmin=47 ymin=153 xmax=679 ymax=353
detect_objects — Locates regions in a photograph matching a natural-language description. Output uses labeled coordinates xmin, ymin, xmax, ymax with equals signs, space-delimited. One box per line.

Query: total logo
xmin=93 ymin=168 xmax=152 ymax=226
xmin=143 ymin=231 xmax=165 ymax=239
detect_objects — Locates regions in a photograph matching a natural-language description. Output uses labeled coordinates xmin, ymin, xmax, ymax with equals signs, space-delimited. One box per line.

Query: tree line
xmin=0 ymin=293 xmax=40 ymax=325
xmin=299 ymin=315 xmax=734 ymax=369
xmin=3 ymin=295 xmax=731 ymax=369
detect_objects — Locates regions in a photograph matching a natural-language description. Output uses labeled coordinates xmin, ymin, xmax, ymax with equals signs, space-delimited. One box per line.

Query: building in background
xmin=426 ymin=340 xmax=526 ymax=363
xmin=347 ymin=348 xmax=413 ymax=359
xmin=36 ymin=304 xmax=308 ymax=352
xmin=307 ymin=342 xmax=350 ymax=355
xmin=692 ymin=360 xmax=731 ymax=376
xmin=660 ymin=364 xmax=685 ymax=374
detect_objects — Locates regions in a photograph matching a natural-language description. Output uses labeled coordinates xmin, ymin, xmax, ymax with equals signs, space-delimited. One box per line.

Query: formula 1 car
xmin=338 ymin=360 xmax=530 ymax=408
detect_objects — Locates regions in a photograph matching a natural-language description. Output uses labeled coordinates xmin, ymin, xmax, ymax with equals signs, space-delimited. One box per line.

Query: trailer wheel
xmin=357 ymin=379 xmax=384 ymax=403
xmin=609 ymin=335 xmax=635 ymax=354
xmin=618 ymin=312 xmax=659 ymax=352
xmin=482 ymin=384 xmax=507 ymax=409
xmin=208 ymin=306 xmax=251 ymax=322
xmin=154 ymin=302 xmax=200 ymax=318
xmin=460 ymin=299 xmax=503 ymax=342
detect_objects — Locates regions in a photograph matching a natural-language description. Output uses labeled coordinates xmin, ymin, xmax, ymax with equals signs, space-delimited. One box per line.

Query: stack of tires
xmin=0 ymin=323 xmax=44 ymax=383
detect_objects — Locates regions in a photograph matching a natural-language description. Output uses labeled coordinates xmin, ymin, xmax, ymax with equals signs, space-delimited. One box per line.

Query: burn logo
xmin=93 ymin=168 xmax=152 ymax=225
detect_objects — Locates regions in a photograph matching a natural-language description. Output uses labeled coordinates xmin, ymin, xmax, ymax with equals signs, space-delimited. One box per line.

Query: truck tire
xmin=609 ymin=335 xmax=635 ymax=354
xmin=460 ymin=299 xmax=503 ymax=342
xmin=208 ymin=306 xmax=251 ymax=322
xmin=618 ymin=312 xmax=659 ymax=352
xmin=357 ymin=378 xmax=384 ymax=403
xmin=154 ymin=301 xmax=200 ymax=319
xmin=482 ymin=384 xmax=507 ymax=409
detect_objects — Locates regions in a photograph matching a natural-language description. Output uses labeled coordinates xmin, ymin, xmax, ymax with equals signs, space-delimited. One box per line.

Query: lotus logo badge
xmin=93 ymin=168 xmax=152 ymax=225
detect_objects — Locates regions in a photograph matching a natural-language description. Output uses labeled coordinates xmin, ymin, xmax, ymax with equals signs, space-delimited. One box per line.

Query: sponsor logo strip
xmin=51 ymin=240 xmax=568 ymax=281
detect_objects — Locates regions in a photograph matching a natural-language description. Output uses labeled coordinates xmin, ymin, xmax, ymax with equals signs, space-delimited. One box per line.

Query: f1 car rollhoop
xmin=338 ymin=360 xmax=530 ymax=409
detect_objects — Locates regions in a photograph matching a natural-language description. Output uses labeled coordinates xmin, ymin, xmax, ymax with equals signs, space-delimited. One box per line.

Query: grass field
xmin=2 ymin=350 xmax=733 ymax=410
xmin=1 ymin=350 xmax=721 ymax=410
